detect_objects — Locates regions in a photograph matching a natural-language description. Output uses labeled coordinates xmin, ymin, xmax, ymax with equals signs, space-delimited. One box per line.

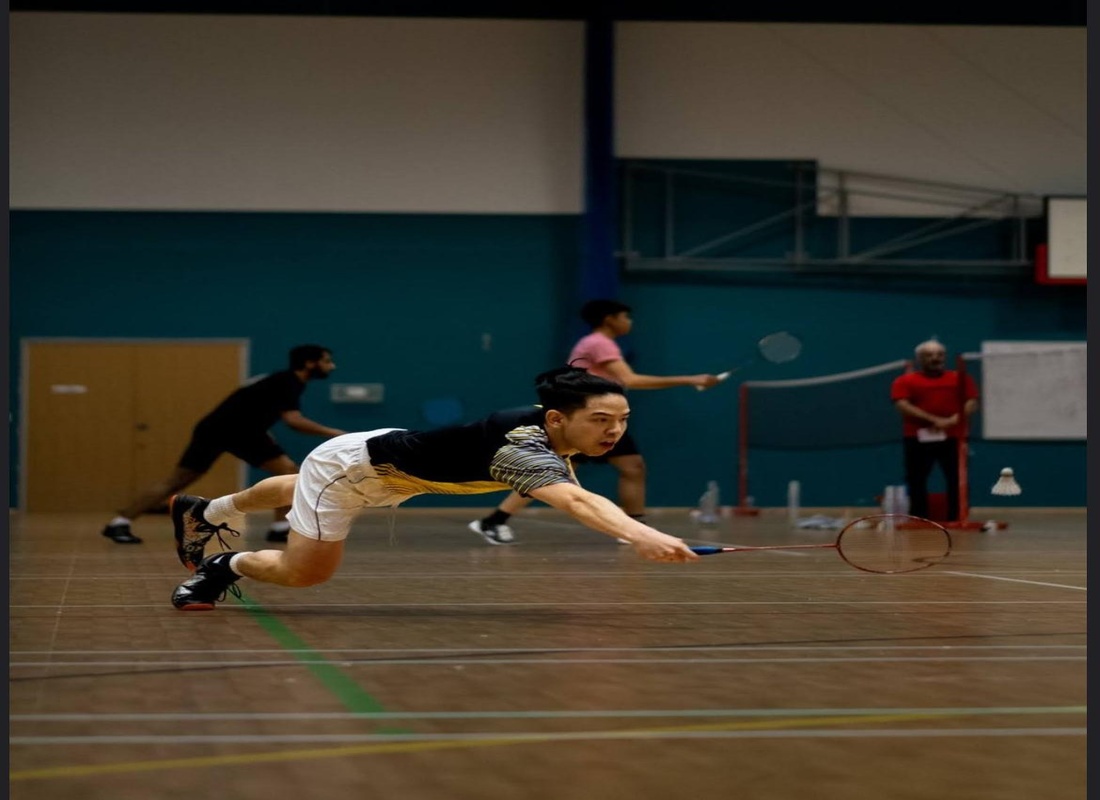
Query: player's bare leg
xmin=257 ymin=454 xmax=300 ymax=541
xmin=226 ymin=474 xmax=298 ymax=513
xmin=230 ymin=534 xmax=345 ymax=587
xmin=609 ymin=454 xmax=647 ymax=516
xmin=103 ymin=466 xmax=205 ymax=544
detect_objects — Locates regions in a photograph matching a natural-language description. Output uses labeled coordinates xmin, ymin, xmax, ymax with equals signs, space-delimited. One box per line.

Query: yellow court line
xmin=11 ymin=710 xmax=987 ymax=782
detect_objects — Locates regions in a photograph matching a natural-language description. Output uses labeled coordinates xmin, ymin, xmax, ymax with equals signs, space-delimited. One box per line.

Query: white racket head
xmin=697 ymin=332 xmax=801 ymax=391
xmin=758 ymin=331 xmax=802 ymax=363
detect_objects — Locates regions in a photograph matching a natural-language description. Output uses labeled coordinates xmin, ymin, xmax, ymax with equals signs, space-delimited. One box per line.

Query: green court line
xmin=231 ymin=591 xmax=401 ymax=730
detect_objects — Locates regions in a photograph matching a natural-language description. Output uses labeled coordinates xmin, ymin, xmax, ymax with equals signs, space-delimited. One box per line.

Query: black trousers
xmin=903 ymin=437 xmax=960 ymax=521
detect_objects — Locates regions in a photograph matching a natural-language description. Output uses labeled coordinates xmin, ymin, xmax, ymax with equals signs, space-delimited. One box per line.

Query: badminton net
xmin=737 ymin=345 xmax=1086 ymax=518
xmin=738 ymin=360 xmax=909 ymax=510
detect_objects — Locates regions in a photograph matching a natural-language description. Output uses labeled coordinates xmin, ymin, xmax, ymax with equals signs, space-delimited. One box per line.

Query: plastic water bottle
xmin=883 ymin=485 xmax=897 ymax=515
xmin=698 ymin=481 xmax=720 ymax=524
xmin=895 ymin=485 xmax=910 ymax=516
xmin=787 ymin=480 xmax=800 ymax=525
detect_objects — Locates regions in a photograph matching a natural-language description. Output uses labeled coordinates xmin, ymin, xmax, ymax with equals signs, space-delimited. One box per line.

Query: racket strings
xmin=836 ymin=518 xmax=951 ymax=574
xmin=758 ymin=331 xmax=803 ymax=363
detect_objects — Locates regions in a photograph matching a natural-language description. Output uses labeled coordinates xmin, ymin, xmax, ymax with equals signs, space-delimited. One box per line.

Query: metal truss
xmin=620 ymin=161 xmax=1045 ymax=278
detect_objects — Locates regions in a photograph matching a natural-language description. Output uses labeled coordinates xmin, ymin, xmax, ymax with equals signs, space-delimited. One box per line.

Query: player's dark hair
xmin=580 ymin=299 xmax=631 ymax=329
xmin=289 ymin=344 xmax=330 ymax=370
xmin=534 ymin=366 xmax=624 ymax=414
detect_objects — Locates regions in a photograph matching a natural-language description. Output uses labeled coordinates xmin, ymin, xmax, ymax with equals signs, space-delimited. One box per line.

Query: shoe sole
xmin=169 ymin=495 xmax=197 ymax=573
xmin=102 ymin=531 xmax=143 ymax=544
xmin=176 ymin=602 xmax=216 ymax=611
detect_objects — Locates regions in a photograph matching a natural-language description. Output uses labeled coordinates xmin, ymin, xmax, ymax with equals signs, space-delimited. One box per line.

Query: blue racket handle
xmin=690 ymin=546 xmax=725 ymax=555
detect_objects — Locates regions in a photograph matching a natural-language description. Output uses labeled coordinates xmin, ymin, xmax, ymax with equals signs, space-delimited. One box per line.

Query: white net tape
xmin=743 ymin=359 xmax=909 ymax=390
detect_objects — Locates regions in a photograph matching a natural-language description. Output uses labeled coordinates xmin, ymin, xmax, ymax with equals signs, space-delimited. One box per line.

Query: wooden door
xmin=24 ymin=341 xmax=245 ymax=512
xmin=130 ymin=343 xmax=247 ymax=505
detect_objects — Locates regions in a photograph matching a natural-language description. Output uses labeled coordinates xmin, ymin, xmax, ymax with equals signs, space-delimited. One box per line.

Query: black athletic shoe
xmin=265 ymin=528 xmax=289 ymax=543
xmin=102 ymin=523 xmax=143 ymax=544
xmin=171 ymin=553 xmax=241 ymax=611
xmin=170 ymin=494 xmax=240 ymax=572
xmin=467 ymin=520 xmax=515 ymax=545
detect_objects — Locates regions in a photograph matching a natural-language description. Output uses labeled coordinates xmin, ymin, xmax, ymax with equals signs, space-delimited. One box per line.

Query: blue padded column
xmin=578 ymin=15 xmax=618 ymax=306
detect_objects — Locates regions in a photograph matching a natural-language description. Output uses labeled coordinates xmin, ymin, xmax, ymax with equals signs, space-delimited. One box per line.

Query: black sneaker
xmin=171 ymin=553 xmax=241 ymax=611
xmin=265 ymin=528 xmax=289 ymax=543
xmin=170 ymin=494 xmax=240 ymax=572
xmin=467 ymin=520 xmax=515 ymax=545
xmin=102 ymin=523 xmax=143 ymax=544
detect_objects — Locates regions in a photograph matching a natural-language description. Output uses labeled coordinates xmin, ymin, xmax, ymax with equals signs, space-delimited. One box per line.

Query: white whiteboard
xmin=1048 ymin=198 xmax=1088 ymax=279
xmin=978 ymin=341 xmax=1087 ymax=440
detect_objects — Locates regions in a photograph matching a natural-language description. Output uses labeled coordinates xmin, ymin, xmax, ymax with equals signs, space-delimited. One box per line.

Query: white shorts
xmin=286 ymin=429 xmax=408 ymax=542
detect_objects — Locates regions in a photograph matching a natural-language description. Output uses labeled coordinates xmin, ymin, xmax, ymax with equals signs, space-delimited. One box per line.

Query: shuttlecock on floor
xmin=991 ymin=467 xmax=1022 ymax=496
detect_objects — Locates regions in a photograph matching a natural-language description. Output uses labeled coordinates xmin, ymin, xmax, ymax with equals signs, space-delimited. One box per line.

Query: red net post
xmin=956 ymin=354 xmax=970 ymax=524
xmin=736 ymin=381 xmax=759 ymax=515
xmin=950 ymin=354 xmax=990 ymax=530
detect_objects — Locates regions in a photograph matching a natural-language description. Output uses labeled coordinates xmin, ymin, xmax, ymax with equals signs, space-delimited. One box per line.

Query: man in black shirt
xmin=168 ymin=367 xmax=700 ymax=610
xmin=101 ymin=344 xmax=344 ymax=545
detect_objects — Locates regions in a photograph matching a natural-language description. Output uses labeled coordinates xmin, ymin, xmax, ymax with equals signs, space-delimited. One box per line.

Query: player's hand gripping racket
xmin=690 ymin=514 xmax=951 ymax=574
xmin=698 ymin=331 xmax=803 ymax=390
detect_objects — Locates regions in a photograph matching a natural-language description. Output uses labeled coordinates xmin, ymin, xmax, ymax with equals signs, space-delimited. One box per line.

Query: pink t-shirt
xmin=568 ymin=332 xmax=624 ymax=384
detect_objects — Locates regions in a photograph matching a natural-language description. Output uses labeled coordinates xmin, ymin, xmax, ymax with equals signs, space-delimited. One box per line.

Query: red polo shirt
xmin=890 ymin=370 xmax=979 ymax=438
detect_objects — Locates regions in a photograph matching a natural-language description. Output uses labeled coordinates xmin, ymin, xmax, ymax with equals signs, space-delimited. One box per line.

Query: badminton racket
xmin=690 ymin=514 xmax=950 ymax=574
xmin=697 ymin=331 xmax=803 ymax=390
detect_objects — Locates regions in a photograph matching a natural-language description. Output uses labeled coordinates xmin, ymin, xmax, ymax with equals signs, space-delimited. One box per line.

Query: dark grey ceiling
xmin=6 ymin=1 xmax=1088 ymax=26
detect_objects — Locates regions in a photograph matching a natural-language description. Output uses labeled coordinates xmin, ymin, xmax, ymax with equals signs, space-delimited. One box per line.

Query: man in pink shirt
xmin=469 ymin=299 xmax=720 ymax=544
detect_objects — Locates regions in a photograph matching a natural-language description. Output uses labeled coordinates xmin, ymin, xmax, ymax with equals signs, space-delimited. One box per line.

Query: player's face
xmin=918 ymin=347 xmax=946 ymax=373
xmin=606 ymin=311 xmax=633 ymax=336
xmin=560 ymin=394 xmax=631 ymax=456
xmin=307 ymin=352 xmax=337 ymax=380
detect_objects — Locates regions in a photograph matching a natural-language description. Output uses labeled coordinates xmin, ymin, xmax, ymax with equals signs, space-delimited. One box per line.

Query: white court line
xmin=944 ymin=571 xmax=1086 ymax=591
xmin=8 ymin=655 xmax=1086 ymax=668
xmin=7 ymin=569 xmax=1088 ymax=579
xmin=8 ymin=728 xmax=1086 ymax=745
xmin=10 ymin=705 xmax=1086 ymax=722
xmin=10 ymin=644 xmax=1085 ymax=656
xmin=8 ymin=599 xmax=1086 ymax=609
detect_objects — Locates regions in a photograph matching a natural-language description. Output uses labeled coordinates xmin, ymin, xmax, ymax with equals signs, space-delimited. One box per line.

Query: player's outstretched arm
xmin=601 ymin=359 xmax=718 ymax=391
xmin=528 ymin=482 xmax=699 ymax=563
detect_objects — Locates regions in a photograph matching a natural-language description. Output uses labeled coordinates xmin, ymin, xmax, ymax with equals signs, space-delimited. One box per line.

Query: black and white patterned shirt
xmin=364 ymin=406 xmax=577 ymax=498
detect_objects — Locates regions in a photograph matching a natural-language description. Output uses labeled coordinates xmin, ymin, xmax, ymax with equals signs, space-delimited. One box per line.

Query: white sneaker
xmin=468 ymin=520 xmax=515 ymax=545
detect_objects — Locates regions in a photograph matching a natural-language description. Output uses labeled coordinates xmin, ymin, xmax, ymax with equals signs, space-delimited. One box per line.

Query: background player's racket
xmin=690 ymin=514 xmax=950 ymax=573
xmin=698 ymin=331 xmax=803 ymax=390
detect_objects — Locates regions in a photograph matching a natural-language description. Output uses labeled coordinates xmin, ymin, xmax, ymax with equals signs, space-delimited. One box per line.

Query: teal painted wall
xmin=612 ymin=159 xmax=1084 ymax=509
xmin=10 ymin=210 xmax=1085 ymax=510
xmin=617 ymin=276 xmax=1085 ymax=508
xmin=10 ymin=211 xmax=580 ymax=508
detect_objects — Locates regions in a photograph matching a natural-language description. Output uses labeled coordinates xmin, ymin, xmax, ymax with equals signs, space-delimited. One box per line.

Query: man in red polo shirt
xmin=890 ymin=340 xmax=979 ymax=521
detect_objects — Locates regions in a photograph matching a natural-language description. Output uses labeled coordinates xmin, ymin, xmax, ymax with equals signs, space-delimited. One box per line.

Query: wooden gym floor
xmin=9 ymin=507 xmax=1086 ymax=800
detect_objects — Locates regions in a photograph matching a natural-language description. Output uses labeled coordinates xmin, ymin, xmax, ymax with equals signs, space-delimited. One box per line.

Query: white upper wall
xmin=617 ymin=23 xmax=1085 ymax=200
xmin=11 ymin=13 xmax=585 ymax=212
xmin=12 ymin=15 xmax=1084 ymax=213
